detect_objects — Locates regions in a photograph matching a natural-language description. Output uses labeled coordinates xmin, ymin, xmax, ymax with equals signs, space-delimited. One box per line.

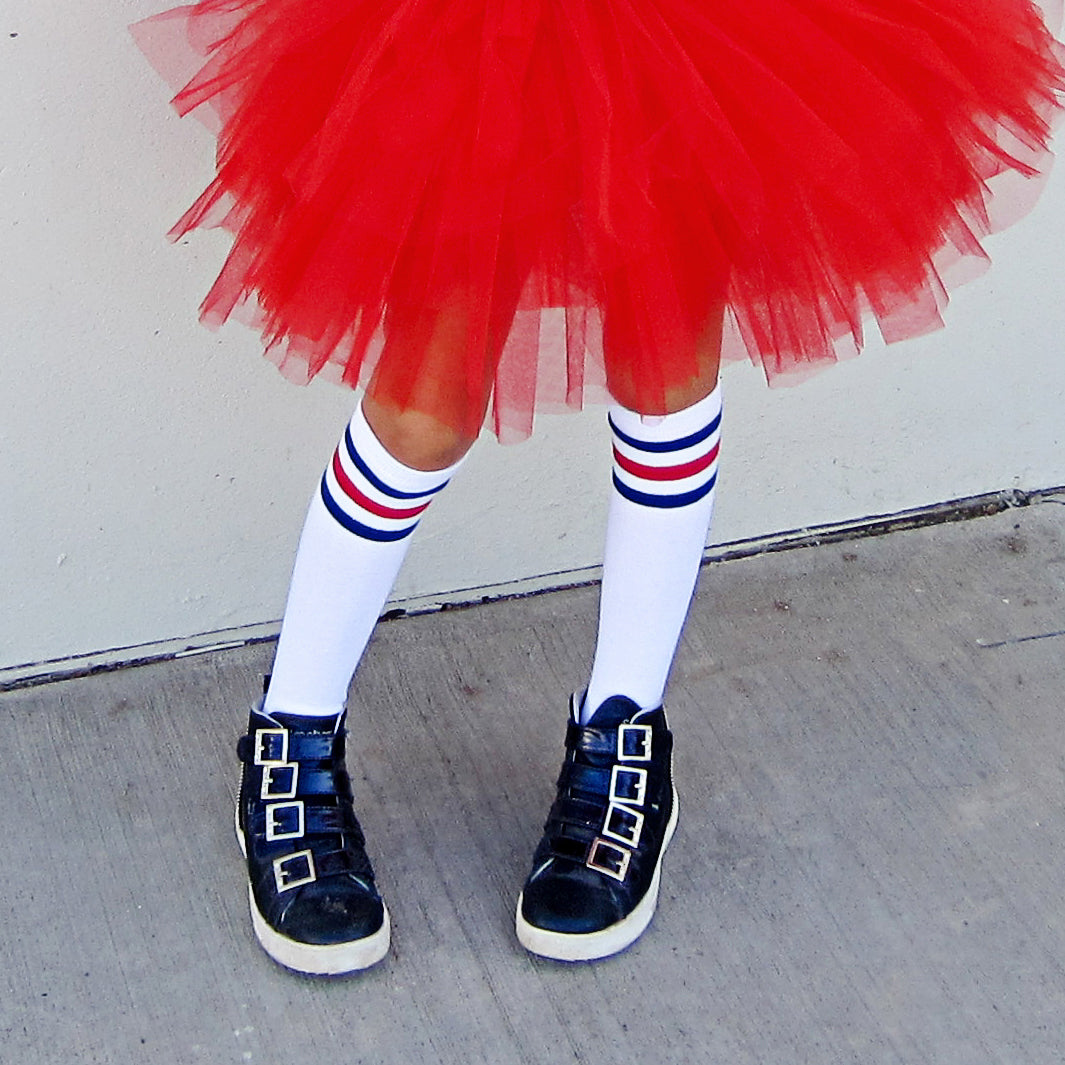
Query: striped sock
xmin=583 ymin=385 xmax=721 ymax=720
xmin=264 ymin=401 xmax=461 ymax=718
xmin=319 ymin=416 xmax=450 ymax=542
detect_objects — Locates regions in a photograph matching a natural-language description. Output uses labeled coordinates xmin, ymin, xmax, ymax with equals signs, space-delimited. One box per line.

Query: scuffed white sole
xmin=515 ymin=786 xmax=679 ymax=962
xmin=236 ymin=804 xmax=390 ymax=975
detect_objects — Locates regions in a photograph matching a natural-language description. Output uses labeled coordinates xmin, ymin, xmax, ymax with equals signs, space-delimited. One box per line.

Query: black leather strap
xmin=237 ymin=730 xmax=338 ymax=764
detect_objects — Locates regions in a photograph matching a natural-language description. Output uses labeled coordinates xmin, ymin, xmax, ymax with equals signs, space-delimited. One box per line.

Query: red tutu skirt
xmin=135 ymin=0 xmax=1065 ymax=440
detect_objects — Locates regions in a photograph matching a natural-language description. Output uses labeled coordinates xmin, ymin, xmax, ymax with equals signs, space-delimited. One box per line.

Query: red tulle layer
xmin=135 ymin=0 xmax=1065 ymax=440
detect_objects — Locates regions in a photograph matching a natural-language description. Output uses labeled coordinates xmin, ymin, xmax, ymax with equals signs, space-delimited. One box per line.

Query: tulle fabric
xmin=134 ymin=0 xmax=1065 ymax=441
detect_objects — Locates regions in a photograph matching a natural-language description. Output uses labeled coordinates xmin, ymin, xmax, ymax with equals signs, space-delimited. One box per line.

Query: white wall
xmin=3 ymin=1 xmax=1064 ymax=682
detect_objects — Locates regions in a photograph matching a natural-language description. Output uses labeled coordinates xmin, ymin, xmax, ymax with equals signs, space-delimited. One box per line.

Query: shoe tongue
xmin=584 ymin=695 xmax=643 ymax=729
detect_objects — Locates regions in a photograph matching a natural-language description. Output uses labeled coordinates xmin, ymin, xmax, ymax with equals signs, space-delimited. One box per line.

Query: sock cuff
xmin=608 ymin=383 xmax=722 ymax=447
xmin=319 ymin=400 xmax=466 ymax=541
xmin=608 ymin=385 xmax=721 ymax=509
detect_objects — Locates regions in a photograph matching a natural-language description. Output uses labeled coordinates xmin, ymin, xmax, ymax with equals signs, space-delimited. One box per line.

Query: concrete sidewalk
xmin=3 ymin=500 xmax=1065 ymax=1065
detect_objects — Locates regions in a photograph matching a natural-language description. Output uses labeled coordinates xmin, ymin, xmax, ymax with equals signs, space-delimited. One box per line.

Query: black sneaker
xmin=516 ymin=694 xmax=678 ymax=961
xmin=236 ymin=705 xmax=390 ymax=974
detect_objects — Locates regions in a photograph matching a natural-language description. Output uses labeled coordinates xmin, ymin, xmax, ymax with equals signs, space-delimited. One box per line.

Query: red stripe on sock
xmin=331 ymin=452 xmax=431 ymax=521
xmin=612 ymin=441 xmax=719 ymax=482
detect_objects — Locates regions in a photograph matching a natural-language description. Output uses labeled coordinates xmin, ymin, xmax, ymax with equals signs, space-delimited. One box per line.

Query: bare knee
xmin=611 ymin=362 xmax=721 ymax=415
xmin=608 ymin=300 xmax=724 ymax=415
xmin=362 ymin=394 xmax=478 ymax=471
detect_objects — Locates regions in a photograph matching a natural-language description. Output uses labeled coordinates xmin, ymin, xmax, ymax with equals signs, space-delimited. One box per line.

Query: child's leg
xmin=240 ymin=292 xmax=500 ymax=976
xmin=517 ymin=299 xmax=723 ymax=962
xmin=586 ymin=291 xmax=724 ymax=716
xmin=266 ymin=280 xmax=505 ymax=719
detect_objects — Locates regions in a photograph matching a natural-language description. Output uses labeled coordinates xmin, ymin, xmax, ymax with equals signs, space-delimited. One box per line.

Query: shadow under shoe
xmin=516 ymin=694 xmax=678 ymax=962
xmin=236 ymin=706 xmax=390 ymax=975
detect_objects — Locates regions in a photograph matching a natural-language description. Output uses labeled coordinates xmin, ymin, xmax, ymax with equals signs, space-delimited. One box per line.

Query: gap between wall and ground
xmin=4 ymin=485 xmax=1063 ymax=692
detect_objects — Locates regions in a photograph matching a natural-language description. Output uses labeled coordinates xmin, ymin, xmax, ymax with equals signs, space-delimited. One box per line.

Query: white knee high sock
xmin=264 ymin=401 xmax=463 ymax=718
xmin=583 ymin=385 xmax=722 ymax=720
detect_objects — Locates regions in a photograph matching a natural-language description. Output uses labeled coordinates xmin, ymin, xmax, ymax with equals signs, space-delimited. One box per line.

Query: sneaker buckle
xmin=254 ymin=728 xmax=289 ymax=766
xmin=273 ymin=849 xmax=317 ymax=893
xmin=618 ymin=723 xmax=652 ymax=762
xmin=265 ymin=800 xmax=305 ymax=842
xmin=586 ymin=837 xmax=631 ymax=882
xmin=260 ymin=761 xmax=299 ymax=800
xmin=609 ymin=764 xmax=648 ymax=807
xmin=602 ymin=801 xmax=645 ymax=848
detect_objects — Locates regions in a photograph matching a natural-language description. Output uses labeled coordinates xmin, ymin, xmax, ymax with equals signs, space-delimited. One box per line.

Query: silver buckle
xmin=618 ymin=723 xmax=652 ymax=762
xmin=254 ymin=728 xmax=289 ymax=766
xmin=609 ymin=764 xmax=648 ymax=808
xmin=273 ymin=850 xmax=316 ymax=893
xmin=265 ymin=800 xmax=305 ymax=842
xmin=260 ymin=761 xmax=299 ymax=800
xmin=586 ymin=838 xmax=631 ymax=882
xmin=602 ymin=801 xmax=644 ymax=848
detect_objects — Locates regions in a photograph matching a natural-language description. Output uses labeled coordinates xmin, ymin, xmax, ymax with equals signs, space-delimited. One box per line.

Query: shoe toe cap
xmin=275 ymin=877 xmax=385 ymax=946
xmin=520 ymin=861 xmax=621 ymax=934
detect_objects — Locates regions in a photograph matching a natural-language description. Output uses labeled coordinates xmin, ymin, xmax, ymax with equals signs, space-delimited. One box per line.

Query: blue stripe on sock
xmin=320 ymin=476 xmax=418 ymax=542
xmin=608 ymin=408 xmax=721 ymax=454
xmin=611 ymin=469 xmax=718 ymax=509
xmin=343 ymin=424 xmax=450 ymax=501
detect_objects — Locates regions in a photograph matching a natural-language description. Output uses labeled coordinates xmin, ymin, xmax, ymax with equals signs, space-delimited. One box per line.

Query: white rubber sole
xmin=515 ymin=786 xmax=679 ymax=962
xmin=235 ymin=804 xmax=391 ymax=975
